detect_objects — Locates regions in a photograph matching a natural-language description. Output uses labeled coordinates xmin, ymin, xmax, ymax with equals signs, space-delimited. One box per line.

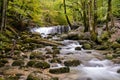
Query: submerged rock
xmin=75 ymin=47 xmax=81 ymax=50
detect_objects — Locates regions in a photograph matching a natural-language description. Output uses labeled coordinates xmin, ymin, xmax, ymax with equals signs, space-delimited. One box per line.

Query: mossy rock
xmin=75 ymin=47 xmax=81 ymax=50
xmin=27 ymin=74 xmax=40 ymax=80
xmin=117 ymin=69 xmax=120 ymax=73
xmin=83 ymin=43 xmax=91 ymax=49
xmin=0 ymin=62 xmax=5 ymax=67
xmin=64 ymin=60 xmax=81 ymax=67
xmin=12 ymin=60 xmax=24 ymax=66
xmin=30 ymin=51 xmax=44 ymax=60
xmin=53 ymin=49 xmax=60 ymax=54
xmin=116 ymin=37 xmax=120 ymax=43
xmin=27 ymin=71 xmax=51 ymax=80
xmin=111 ymin=42 xmax=120 ymax=49
xmin=100 ymin=31 xmax=109 ymax=40
xmin=46 ymin=51 xmax=53 ymax=54
xmin=5 ymin=75 xmax=19 ymax=80
xmin=0 ymin=59 xmax=8 ymax=64
xmin=49 ymin=58 xmax=62 ymax=63
xmin=34 ymin=61 xmax=50 ymax=69
xmin=67 ymin=33 xmax=80 ymax=40
xmin=27 ymin=60 xmax=38 ymax=67
xmin=50 ymin=77 xmax=59 ymax=80
xmin=95 ymin=45 xmax=109 ymax=50
xmin=0 ymin=78 xmax=4 ymax=80
xmin=105 ymin=54 xmax=113 ymax=60
xmin=49 ymin=67 xmax=70 ymax=74
xmin=112 ymin=54 xmax=120 ymax=58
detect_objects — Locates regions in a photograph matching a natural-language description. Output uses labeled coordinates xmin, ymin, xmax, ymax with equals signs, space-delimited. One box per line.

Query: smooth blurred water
xmin=31 ymin=25 xmax=71 ymax=37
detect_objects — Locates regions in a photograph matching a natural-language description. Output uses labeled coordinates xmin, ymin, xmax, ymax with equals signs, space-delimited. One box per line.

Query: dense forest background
xmin=0 ymin=0 xmax=120 ymax=29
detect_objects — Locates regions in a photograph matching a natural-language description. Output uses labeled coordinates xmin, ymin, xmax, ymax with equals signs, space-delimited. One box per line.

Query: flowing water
xmin=31 ymin=25 xmax=71 ymax=37
xmin=31 ymin=26 xmax=120 ymax=80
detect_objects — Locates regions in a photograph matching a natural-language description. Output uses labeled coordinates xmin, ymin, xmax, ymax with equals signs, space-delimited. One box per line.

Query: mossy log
xmin=25 ymin=38 xmax=62 ymax=46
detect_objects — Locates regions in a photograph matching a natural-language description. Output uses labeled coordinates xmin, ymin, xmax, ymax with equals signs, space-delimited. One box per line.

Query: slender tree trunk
xmin=106 ymin=0 xmax=112 ymax=32
xmin=63 ymin=0 xmax=72 ymax=28
xmin=1 ymin=0 xmax=7 ymax=32
xmin=83 ymin=0 xmax=89 ymax=32
xmin=88 ymin=0 xmax=93 ymax=32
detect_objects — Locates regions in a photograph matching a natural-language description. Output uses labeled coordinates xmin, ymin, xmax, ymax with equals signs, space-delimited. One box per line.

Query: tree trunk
xmin=63 ymin=0 xmax=72 ymax=28
xmin=88 ymin=0 xmax=97 ymax=41
xmin=1 ymin=0 xmax=7 ymax=32
xmin=106 ymin=0 xmax=112 ymax=32
xmin=83 ymin=0 xmax=89 ymax=32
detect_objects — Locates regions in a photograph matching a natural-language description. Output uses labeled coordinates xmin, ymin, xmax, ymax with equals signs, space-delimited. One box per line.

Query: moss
xmin=27 ymin=74 xmax=40 ymax=80
xmin=96 ymin=45 xmax=109 ymax=50
xmin=34 ymin=61 xmax=50 ymax=69
xmin=100 ymin=31 xmax=109 ymax=40
xmin=64 ymin=60 xmax=81 ymax=67
xmin=0 ymin=78 xmax=4 ymax=80
xmin=116 ymin=37 xmax=120 ymax=43
xmin=46 ymin=51 xmax=53 ymax=54
xmin=30 ymin=51 xmax=44 ymax=60
xmin=111 ymin=42 xmax=120 ymax=49
xmin=49 ymin=67 xmax=70 ymax=74
xmin=0 ymin=59 xmax=8 ymax=64
xmin=27 ymin=60 xmax=38 ymax=67
xmin=50 ymin=77 xmax=59 ymax=80
xmin=5 ymin=75 xmax=19 ymax=80
xmin=0 ymin=62 xmax=5 ymax=67
xmin=105 ymin=54 xmax=113 ymax=60
xmin=53 ymin=49 xmax=60 ymax=54
xmin=49 ymin=58 xmax=62 ymax=63
xmin=83 ymin=43 xmax=91 ymax=49
xmin=12 ymin=60 xmax=24 ymax=66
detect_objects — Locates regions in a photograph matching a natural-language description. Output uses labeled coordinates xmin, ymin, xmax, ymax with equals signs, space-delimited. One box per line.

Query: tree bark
xmin=106 ymin=0 xmax=112 ymax=32
xmin=83 ymin=0 xmax=89 ymax=32
xmin=88 ymin=0 xmax=97 ymax=41
xmin=1 ymin=0 xmax=7 ymax=32
xmin=63 ymin=0 xmax=72 ymax=28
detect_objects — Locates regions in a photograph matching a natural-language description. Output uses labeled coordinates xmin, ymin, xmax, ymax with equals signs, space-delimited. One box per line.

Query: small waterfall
xmin=31 ymin=25 xmax=71 ymax=37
